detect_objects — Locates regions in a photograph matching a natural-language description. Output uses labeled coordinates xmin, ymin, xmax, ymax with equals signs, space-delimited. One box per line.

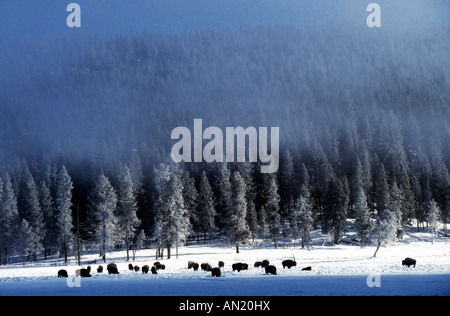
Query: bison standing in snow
xmin=76 ymin=268 xmax=91 ymax=277
xmin=282 ymin=259 xmax=297 ymax=269
xmin=58 ymin=269 xmax=68 ymax=278
xmin=201 ymin=263 xmax=212 ymax=271
xmin=97 ymin=265 xmax=103 ymax=273
xmin=142 ymin=265 xmax=149 ymax=274
xmin=107 ymin=263 xmax=119 ymax=274
xmin=402 ymin=257 xmax=416 ymax=268
xmin=211 ymin=267 xmax=221 ymax=277
xmin=265 ymin=265 xmax=277 ymax=275
xmin=232 ymin=262 xmax=248 ymax=272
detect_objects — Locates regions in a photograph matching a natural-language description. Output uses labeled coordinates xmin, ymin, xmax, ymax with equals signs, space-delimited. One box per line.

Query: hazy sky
xmin=0 ymin=0 xmax=448 ymax=37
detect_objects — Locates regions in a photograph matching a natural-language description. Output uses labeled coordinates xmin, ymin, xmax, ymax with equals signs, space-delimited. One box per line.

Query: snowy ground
xmin=1 ymin=227 xmax=449 ymax=296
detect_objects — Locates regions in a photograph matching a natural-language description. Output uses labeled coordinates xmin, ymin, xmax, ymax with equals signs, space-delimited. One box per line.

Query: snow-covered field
xmin=1 ymin=228 xmax=449 ymax=296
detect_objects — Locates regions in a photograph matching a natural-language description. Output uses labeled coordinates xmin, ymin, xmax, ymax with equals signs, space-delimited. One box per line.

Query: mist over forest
xmin=0 ymin=1 xmax=449 ymax=262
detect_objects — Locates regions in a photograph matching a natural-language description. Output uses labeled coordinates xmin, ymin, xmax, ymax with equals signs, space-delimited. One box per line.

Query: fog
xmin=0 ymin=0 xmax=449 ymax=173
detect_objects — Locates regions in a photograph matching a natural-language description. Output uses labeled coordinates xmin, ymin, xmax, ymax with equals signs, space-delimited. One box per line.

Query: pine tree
xmin=246 ymin=199 xmax=258 ymax=242
xmin=197 ymin=170 xmax=216 ymax=243
xmin=117 ymin=165 xmax=141 ymax=261
xmin=89 ymin=173 xmax=118 ymax=262
xmin=18 ymin=168 xmax=44 ymax=261
xmin=295 ymin=195 xmax=314 ymax=250
xmin=153 ymin=163 xmax=190 ymax=259
xmin=38 ymin=180 xmax=57 ymax=259
xmin=322 ymin=176 xmax=348 ymax=244
xmin=259 ymin=205 xmax=268 ymax=241
xmin=55 ymin=166 xmax=74 ymax=263
xmin=265 ymin=175 xmax=281 ymax=248
xmin=227 ymin=171 xmax=250 ymax=253
xmin=353 ymin=186 xmax=373 ymax=245
xmin=427 ymin=199 xmax=440 ymax=244
xmin=0 ymin=174 xmax=20 ymax=265
xmin=217 ymin=163 xmax=232 ymax=229
xmin=370 ymin=209 xmax=397 ymax=257
xmin=17 ymin=219 xmax=35 ymax=264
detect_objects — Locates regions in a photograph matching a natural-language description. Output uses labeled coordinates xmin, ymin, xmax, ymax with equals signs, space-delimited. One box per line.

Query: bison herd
xmin=57 ymin=256 xmax=418 ymax=278
xmin=57 ymin=260 xmax=166 ymax=278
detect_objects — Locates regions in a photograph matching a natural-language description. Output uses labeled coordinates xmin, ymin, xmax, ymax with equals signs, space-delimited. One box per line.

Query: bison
xmin=188 ymin=261 xmax=195 ymax=269
xmin=76 ymin=268 xmax=91 ymax=277
xmin=282 ymin=259 xmax=297 ymax=269
xmin=218 ymin=261 xmax=224 ymax=268
xmin=402 ymin=257 xmax=416 ymax=268
xmin=128 ymin=263 xmax=134 ymax=271
xmin=151 ymin=266 xmax=158 ymax=274
xmin=107 ymin=263 xmax=119 ymax=275
xmin=97 ymin=265 xmax=103 ymax=273
xmin=134 ymin=265 xmax=140 ymax=272
xmin=265 ymin=265 xmax=277 ymax=275
xmin=193 ymin=262 xmax=199 ymax=271
xmin=201 ymin=263 xmax=212 ymax=271
xmin=142 ymin=265 xmax=149 ymax=274
xmin=254 ymin=261 xmax=262 ymax=268
xmin=58 ymin=269 xmax=68 ymax=278
xmin=232 ymin=262 xmax=248 ymax=272
xmin=154 ymin=261 xmax=162 ymax=269
xmin=211 ymin=267 xmax=221 ymax=277
xmin=302 ymin=266 xmax=312 ymax=271
xmin=261 ymin=260 xmax=270 ymax=268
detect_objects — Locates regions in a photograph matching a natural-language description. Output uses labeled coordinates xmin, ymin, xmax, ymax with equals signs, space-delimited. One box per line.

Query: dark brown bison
xmin=188 ymin=261 xmax=195 ymax=269
xmin=128 ymin=263 xmax=134 ymax=271
xmin=154 ymin=261 xmax=162 ymax=269
xmin=76 ymin=268 xmax=91 ymax=277
xmin=302 ymin=266 xmax=312 ymax=271
xmin=282 ymin=259 xmax=297 ymax=269
xmin=232 ymin=262 xmax=248 ymax=272
xmin=201 ymin=263 xmax=212 ymax=271
xmin=218 ymin=261 xmax=224 ymax=268
xmin=86 ymin=266 xmax=91 ymax=273
xmin=107 ymin=263 xmax=119 ymax=275
xmin=151 ymin=266 xmax=158 ymax=274
xmin=142 ymin=265 xmax=149 ymax=274
xmin=193 ymin=262 xmax=199 ymax=271
xmin=402 ymin=257 xmax=416 ymax=268
xmin=134 ymin=265 xmax=140 ymax=272
xmin=97 ymin=265 xmax=103 ymax=273
xmin=211 ymin=267 xmax=221 ymax=277
xmin=254 ymin=261 xmax=262 ymax=268
xmin=265 ymin=265 xmax=277 ymax=275
xmin=58 ymin=269 xmax=68 ymax=278
xmin=261 ymin=260 xmax=270 ymax=268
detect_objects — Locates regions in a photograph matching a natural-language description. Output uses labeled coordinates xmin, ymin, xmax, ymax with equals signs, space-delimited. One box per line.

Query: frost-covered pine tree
xmin=370 ymin=209 xmax=397 ymax=257
xmin=197 ymin=170 xmax=216 ymax=243
xmin=153 ymin=163 xmax=190 ymax=259
xmin=353 ymin=186 xmax=373 ymax=245
xmin=38 ymin=179 xmax=57 ymax=259
xmin=55 ymin=166 xmax=74 ymax=263
xmin=295 ymin=195 xmax=314 ymax=250
xmin=322 ymin=176 xmax=348 ymax=244
xmin=18 ymin=168 xmax=44 ymax=261
xmin=17 ymin=219 xmax=35 ymax=264
xmin=265 ymin=175 xmax=280 ymax=248
xmin=117 ymin=165 xmax=141 ymax=261
xmin=89 ymin=173 xmax=118 ymax=262
xmin=218 ymin=163 xmax=232 ymax=229
xmin=427 ymin=199 xmax=440 ymax=244
xmin=259 ymin=205 xmax=268 ymax=241
xmin=0 ymin=174 xmax=20 ymax=265
xmin=227 ymin=171 xmax=250 ymax=253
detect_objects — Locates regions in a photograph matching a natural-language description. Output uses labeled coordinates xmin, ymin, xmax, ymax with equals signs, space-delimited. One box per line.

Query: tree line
xmin=0 ymin=25 xmax=449 ymax=263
